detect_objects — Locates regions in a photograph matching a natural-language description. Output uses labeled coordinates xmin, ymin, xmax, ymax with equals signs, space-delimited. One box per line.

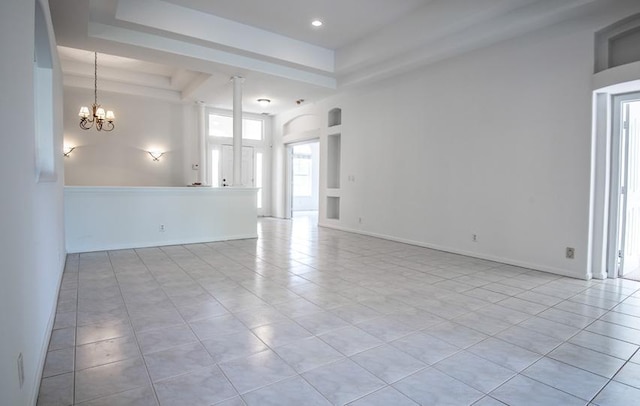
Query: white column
xmin=231 ymin=76 xmax=244 ymax=186
xmin=197 ymin=101 xmax=206 ymax=184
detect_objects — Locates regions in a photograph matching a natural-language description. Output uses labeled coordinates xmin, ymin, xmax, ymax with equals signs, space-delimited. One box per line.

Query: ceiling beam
xmin=115 ymin=0 xmax=335 ymax=73
xmin=89 ymin=22 xmax=337 ymax=89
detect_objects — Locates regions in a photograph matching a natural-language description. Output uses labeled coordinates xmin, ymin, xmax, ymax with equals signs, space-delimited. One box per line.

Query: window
xmin=208 ymin=114 xmax=263 ymax=140
xmin=210 ymin=149 xmax=220 ymax=187
xmin=256 ymin=152 xmax=263 ymax=209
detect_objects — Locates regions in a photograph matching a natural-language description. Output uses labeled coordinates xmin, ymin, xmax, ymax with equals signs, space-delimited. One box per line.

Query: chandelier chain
xmin=94 ymin=52 xmax=98 ymax=106
xmin=78 ymin=51 xmax=114 ymax=132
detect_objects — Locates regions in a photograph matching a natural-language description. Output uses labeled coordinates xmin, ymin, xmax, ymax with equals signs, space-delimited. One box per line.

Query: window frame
xmin=206 ymin=110 xmax=265 ymax=142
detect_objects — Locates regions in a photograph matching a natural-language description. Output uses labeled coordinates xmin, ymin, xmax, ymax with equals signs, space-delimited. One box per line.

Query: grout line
xmin=106 ymin=249 xmax=162 ymax=406
xmin=45 ymin=219 xmax=640 ymax=406
xmin=71 ymin=254 xmax=80 ymax=406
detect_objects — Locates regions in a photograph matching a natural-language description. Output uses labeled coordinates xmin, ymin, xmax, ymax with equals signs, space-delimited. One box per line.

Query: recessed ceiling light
xmin=311 ymin=20 xmax=323 ymax=27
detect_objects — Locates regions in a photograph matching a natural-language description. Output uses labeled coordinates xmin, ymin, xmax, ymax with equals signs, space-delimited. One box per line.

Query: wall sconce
xmin=63 ymin=146 xmax=76 ymax=157
xmin=148 ymin=151 xmax=165 ymax=161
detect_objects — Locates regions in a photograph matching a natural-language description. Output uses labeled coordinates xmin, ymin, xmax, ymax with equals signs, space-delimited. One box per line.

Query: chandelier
xmin=78 ymin=52 xmax=115 ymax=132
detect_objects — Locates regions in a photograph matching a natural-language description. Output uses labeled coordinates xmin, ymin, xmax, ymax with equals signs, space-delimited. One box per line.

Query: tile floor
xmin=37 ymin=216 xmax=640 ymax=405
xmin=622 ymin=269 xmax=640 ymax=282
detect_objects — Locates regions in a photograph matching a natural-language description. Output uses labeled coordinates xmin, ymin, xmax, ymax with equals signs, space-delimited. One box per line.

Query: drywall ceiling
xmin=49 ymin=0 xmax=603 ymax=114
xmin=165 ymin=0 xmax=431 ymax=50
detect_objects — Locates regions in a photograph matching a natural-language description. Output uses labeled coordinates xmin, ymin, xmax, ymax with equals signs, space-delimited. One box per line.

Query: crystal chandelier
xmin=78 ymin=52 xmax=115 ymax=132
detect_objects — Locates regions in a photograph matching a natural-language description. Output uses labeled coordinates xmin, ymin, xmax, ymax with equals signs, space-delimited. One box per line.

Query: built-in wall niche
xmin=34 ymin=0 xmax=56 ymax=183
xmin=328 ymin=108 xmax=342 ymax=127
xmin=595 ymin=14 xmax=640 ymax=73
xmin=327 ymin=196 xmax=340 ymax=220
xmin=327 ymin=133 xmax=341 ymax=189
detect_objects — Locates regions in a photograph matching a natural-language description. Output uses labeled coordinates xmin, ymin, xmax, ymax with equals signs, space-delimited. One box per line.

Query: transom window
xmin=208 ymin=114 xmax=263 ymax=141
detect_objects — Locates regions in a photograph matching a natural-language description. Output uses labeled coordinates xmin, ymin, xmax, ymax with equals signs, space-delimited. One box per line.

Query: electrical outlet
xmin=159 ymin=224 xmax=165 ymax=232
xmin=17 ymin=353 xmax=24 ymax=388
xmin=566 ymin=247 xmax=575 ymax=259
xmin=472 ymin=234 xmax=478 ymax=242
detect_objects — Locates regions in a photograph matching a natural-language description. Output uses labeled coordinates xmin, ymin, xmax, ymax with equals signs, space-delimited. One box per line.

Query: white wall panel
xmin=65 ymin=187 xmax=258 ymax=253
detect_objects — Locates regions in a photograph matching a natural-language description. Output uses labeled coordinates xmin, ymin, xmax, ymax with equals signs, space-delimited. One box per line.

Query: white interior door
xmin=221 ymin=145 xmax=254 ymax=187
xmin=242 ymin=146 xmax=254 ymax=187
xmin=621 ymin=101 xmax=640 ymax=276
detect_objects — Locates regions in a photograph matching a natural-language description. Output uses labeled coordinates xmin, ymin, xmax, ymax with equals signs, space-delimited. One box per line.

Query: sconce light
xmin=148 ymin=151 xmax=165 ymax=161
xmin=63 ymin=146 xmax=76 ymax=157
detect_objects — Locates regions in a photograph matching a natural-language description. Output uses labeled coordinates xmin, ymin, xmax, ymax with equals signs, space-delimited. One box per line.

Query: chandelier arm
xmin=79 ymin=118 xmax=94 ymax=130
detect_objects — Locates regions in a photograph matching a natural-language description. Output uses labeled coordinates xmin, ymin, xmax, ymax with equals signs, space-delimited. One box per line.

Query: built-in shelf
xmin=326 ymin=107 xmax=342 ymax=222
xmin=328 ymin=108 xmax=342 ymax=127
xmin=327 ymin=196 xmax=340 ymax=220
xmin=327 ymin=133 xmax=341 ymax=189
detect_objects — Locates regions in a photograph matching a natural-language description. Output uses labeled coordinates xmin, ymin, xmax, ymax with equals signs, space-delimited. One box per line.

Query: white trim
xmin=63 ymin=185 xmax=258 ymax=194
xmin=65 ymin=234 xmax=259 ymax=254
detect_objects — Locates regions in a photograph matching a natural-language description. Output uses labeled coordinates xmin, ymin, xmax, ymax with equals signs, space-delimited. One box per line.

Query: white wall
xmin=65 ymin=187 xmax=258 ymax=253
xmin=273 ymin=3 xmax=640 ymax=280
xmin=0 ymin=1 xmax=66 ymax=405
xmin=63 ymin=87 xmax=194 ymax=186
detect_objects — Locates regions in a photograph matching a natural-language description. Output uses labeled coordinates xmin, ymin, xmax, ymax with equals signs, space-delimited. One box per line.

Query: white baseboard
xmin=318 ymin=223 xmax=590 ymax=280
xmin=30 ymin=253 xmax=67 ymax=406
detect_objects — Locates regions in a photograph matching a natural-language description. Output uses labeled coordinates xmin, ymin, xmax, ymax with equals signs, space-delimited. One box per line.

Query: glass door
xmin=610 ymin=94 xmax=640 ymax=279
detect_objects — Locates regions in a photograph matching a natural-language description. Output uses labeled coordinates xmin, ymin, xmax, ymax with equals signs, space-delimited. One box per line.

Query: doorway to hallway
xmin=287 ymin=141 xmax=319 ymax=219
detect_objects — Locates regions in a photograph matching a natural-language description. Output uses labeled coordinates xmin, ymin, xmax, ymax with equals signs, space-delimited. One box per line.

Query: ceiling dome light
xmin=311 ymin=20 xmax=323 ymax=27
xmin=257 ymin=98 xmax=271 ymax=107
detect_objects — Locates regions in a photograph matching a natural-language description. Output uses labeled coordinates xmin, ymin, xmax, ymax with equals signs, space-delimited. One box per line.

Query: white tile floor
xmin=38 ymin=217 xmax=640 ymax=405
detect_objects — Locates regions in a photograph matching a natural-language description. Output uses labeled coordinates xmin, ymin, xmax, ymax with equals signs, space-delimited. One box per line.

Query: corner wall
xmin=272 ymin=2 xmax=640 ymax=280
xmin=0 ymin=0 xmax=66 ymax=404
